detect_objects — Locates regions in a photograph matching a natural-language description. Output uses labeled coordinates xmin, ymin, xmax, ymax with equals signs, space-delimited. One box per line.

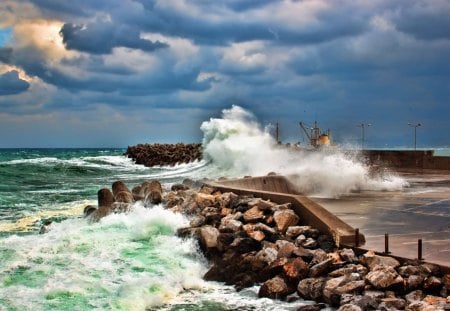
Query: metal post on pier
xmin=354 ymin=228 xmax=360 ymax=247
xmin=418 ymin=239 xmax=423 ymax=261
xmin=384 ymin=233 xmax=391 ymax=254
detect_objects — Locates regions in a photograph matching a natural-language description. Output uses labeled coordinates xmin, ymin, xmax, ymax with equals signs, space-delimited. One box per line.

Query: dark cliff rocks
xmin=125 ymin=143 xmax=202 ymax=167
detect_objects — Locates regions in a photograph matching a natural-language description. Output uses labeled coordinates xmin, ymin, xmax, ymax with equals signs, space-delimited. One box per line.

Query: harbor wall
xmin=364 ymin=150 xmax=450 ymax=170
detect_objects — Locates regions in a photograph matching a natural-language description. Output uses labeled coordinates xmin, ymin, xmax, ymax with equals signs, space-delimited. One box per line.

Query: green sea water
xmin=0 ymin=149 xmax=310 ymax=311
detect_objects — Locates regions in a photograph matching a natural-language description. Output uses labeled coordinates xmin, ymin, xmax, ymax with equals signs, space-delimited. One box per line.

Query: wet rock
xmin=296 ymin=303 xmax=327 ymax=311
xmin=406 ymin=274 xmax=425 ymax=291
xmin=405 ymin=290 xmax=424 ymax=304
xmin=256 ymin=247 xmax=278 ymax=266
xmin=283 ymin=257 xmax=309 ymax=284
xmin=274 ymin=209 xmax=299 ymax=232
xmin=277 ymin=241 xmax=297 ymax=258
xmin=198 ymin=225 xmax=220 ymax=249
xmin=297 ymin=277 xmax=327 ymax=301
xmin=309 ymin=258 xmax=332 ymax=277
xmin=339 ymin=249 xmax=357 ymax=263
xmin=323 ymin=276 xmax=349 ymax=306
xmin=112 ymin=181 xmax=130 ymax=196
xmin=399 ymin=265 xmax=421 ymax=277
xmin=171 ymin=183 xmax=189 ymax=191
xmin=328 ymin=264 xmax=368 ymax=278
xmin=301 ymin=238 xmax=318 ymax=249
xmin=98 ymin=188 xmax=114 ymax=207
xmin=189 ymin=215 xmax=206 ymax=227
xmin=286 ymin=226 xmax=311 ymax=239
xmin=39 ymin=220 xmax=53 ymax=234
xmin=114 ymin=191 xmax=133 ymax=203
xmin=220 ymin=218 xmax=243 ymax=232
xmin=125 ymin=143 xmax=202 ymax=167
xmin=337 ymin=304 xmax=362 ymax=311
xmin=194 ymin=192 xmax=216 ymax=209
xmin=141 ymin=180 xmax=163 ymax=205
xmin=379 ymin=297 xmax=406 ymax=310
xmin=248 ymin=198 xmax=276 ymax=211
xmin=365 ymin=265 xmax=404 ymax=289
xmin=83 ymin=205 xmax=97 ymax=217
xmin=230 ymin=237 xmax=261 ymax=253
xmin=259 ymin=276 xmax=292 ymax=299
xmin=420 ymin=263 xmax=441 ymax=277
xmin=243 ymin=206 xmax=265 ymax=223
xmin=340 ymin=293 xmax=381 ymax=310
xmin=423 ymin=276 xmax=442 ymax=291
xmin=361 ymin=251 xmax=400 ymax=270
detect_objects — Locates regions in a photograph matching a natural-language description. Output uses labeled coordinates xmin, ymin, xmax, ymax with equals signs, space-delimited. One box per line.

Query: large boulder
xmin=258 ymin=276 xmax=292 ymax=299
xmin=361 ymin=251 xmax=400 ymax=270
xmin=297 ymin=277 xmax=327 ymax=301
xmin=365 ymin=265 xmax=404 ymax=289
xmin=273 ymin=209 xmax=299 ymax=233
xmin=141 ymin=180 xmax=163 ymax=205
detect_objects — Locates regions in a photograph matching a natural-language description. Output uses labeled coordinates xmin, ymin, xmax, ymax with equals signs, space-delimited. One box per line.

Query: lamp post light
xmin=408 ymin=123 xmax=421 ymax=151
xmin=357 ymin=123 xmax=371 ymax=150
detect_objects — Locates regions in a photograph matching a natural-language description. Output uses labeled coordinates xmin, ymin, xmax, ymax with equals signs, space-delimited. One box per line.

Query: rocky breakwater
xmin=80 ymin=179 xmax=450 ymax=310
xmin=125 ymin=143 xmax=202 ymax=167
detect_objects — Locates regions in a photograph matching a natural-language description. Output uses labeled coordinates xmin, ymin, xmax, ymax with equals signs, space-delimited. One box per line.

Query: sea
xmin=0 ymin=106 xmax=447 ymax=310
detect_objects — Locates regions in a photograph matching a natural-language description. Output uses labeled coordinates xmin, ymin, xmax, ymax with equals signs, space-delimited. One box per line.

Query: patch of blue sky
xmin=0 ymin=28 xmax=13 ymax=46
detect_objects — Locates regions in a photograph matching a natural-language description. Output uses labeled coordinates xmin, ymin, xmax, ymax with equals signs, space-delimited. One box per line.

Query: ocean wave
xmin=0 ymin=205 xmax=208 ymax=311
xmin=200 ymin=105 xmax=409 ymax=198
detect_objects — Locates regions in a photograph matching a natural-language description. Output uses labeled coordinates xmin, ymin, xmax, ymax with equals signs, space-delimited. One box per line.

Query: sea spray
xmin=201 ymin=105 xmax=408 ymax=197
xmin=0 ymin=204 xmax=209 ymax=311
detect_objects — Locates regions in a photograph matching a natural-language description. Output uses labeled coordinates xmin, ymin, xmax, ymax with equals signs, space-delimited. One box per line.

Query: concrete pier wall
xmin=364 ymin=150 xmax=450 ymax=170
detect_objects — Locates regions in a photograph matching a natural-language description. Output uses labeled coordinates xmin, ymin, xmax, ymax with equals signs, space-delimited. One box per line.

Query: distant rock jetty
xmin=125 ymin=143 xmax=202 ymax=167
xmin=75 ymin=179 xmax=450 ymax=310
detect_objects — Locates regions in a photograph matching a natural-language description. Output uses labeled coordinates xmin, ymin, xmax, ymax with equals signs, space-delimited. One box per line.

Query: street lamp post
xmin=357 ymin=123 xmax=371 ymax=150
xmin=408 ymin=123 xmax=421 ymax=151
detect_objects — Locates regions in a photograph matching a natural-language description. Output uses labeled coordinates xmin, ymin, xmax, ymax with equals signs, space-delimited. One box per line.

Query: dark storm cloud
xmin=0 ymin=47 xmax=13 ymax=63
xmin=393 ymin=3 xmax=450 ymax=40
xmin=0 ymin=70 xmax=30 ymax=95
xmin=60 ymin=21 xmax=168 ymax=54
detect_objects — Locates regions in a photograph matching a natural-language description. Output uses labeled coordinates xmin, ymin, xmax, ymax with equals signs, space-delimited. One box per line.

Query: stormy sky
xmin=0 ymin=0 xmax=449 ymax=148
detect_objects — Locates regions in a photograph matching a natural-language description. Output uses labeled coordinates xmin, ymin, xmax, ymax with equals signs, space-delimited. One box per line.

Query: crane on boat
xmin=299 ymin=121 xmax=331 ymax=148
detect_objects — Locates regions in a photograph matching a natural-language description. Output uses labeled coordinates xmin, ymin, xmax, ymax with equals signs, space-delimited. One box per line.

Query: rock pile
xmin=83 ymin=179 xmax=450 ymax=310
xmin=125 ymin=143 xmax=202 ymax=167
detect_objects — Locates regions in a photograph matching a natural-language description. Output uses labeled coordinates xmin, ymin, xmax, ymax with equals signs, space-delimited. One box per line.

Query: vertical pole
xmin=418 ymin=239 xmax=423 ymax=261
xmin=355 ymin=228 xmax=359 ymax=247
xmin=384 ymin=233 xmax=390 ymax=254
xmin=414 ymin=126 xmax=417 ymax=151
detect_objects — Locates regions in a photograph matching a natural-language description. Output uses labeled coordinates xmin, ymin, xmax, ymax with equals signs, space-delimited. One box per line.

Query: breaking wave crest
xmin=200 ymin=105 xmax=408 ymax=197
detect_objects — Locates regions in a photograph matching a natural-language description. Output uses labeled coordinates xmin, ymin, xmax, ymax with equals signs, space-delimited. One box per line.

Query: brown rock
xmin=274 ymin=209 xmax=299 ymax=232
xmin=258 ymin=276 xmax=291 ymax=299
xmin=297 ymin=277 xmax=327 ymax=300
xmin=361 ymin=251 xmax=400 ymax=270
xmin=283 ymin=257 xmax=309 ymax=284
xmin=365 ymin=265 xmax=404 ymax=289
xmin=337 ymin=304 xmax=362 ymax=311
xmin=114 ymin=191 xmax=133 ymax=203
xmin=309 ymin=258 xmax=332 ymax=277
xmin=198 ymin=225 xmax=220 ymax=249
xmin=194 ymin=192 xmax=215 ymax=209
xmin=141 ymin=180 xmax=163 ymax=205
xmin=112 ymin=181 xmax=130 ymax=196
xmin=379 ymin=297 xmax=406 ymax=310
xmin=243 ymin=206 xmax=264 ymax=223
xmin=98 ymin=188 xmax=114 ymax=207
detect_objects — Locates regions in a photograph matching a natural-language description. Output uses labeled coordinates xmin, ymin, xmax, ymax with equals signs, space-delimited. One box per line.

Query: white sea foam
xmin=0 ymin=205 xmax=209 ymax=310
xmin=201 ymin=105 xmax=408 ymax=198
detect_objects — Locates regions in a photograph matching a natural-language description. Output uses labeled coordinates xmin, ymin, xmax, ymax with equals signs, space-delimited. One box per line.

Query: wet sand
xmin=313 ymin=171 xmax=450 ymax=266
